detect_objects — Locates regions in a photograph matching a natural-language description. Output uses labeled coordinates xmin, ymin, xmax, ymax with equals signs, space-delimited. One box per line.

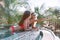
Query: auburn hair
xmin=18 ymin=11 xmax=31 ymax=26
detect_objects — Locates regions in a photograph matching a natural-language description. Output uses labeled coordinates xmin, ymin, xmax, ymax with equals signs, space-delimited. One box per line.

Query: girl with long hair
xmin=10 ymin=11 xmax=31 ymax=33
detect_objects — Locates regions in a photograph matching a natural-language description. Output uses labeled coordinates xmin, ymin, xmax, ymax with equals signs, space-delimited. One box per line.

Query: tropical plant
xmin=45 ymin=7 xmax=60 ymax=30
xmin=34 ymin=7 xmax=45 ymax=26
xmin=4 ymin=0 xmax=30 ymax=24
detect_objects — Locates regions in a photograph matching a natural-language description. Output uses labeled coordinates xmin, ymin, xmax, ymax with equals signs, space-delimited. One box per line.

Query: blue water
xmin=0 ymin=30 xmax=12 ymax=39
xmin=0 ymin=24 xmax=42 ymax=40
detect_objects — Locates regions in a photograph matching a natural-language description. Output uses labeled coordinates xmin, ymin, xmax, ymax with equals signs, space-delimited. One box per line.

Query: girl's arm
xmin=30 ymin=18 xmax=49 ymax=23
xmin=37 ymin=18 xmax=46 ymax=22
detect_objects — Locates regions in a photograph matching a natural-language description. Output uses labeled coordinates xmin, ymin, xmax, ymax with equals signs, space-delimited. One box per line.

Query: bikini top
xmin=20 ymin=24 xmax=24 ymax=30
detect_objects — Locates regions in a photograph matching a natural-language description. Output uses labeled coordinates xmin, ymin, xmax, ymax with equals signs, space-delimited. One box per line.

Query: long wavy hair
xmin=18 ymin=11 xmax=31 ymax=26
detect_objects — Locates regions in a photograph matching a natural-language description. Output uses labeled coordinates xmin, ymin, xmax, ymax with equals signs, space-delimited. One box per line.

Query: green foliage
xmin=34 ymin=7 xmax=44 ymax=26
xmin=4 ymin=0 xmax=16 ymax=7
xmin=35 ymin=7 xmax=42 ymax=18
xmin=47 ymin=8 xmax=60 ymax=18
xmin=0 ymin=0 xmax=23 ymax=24
xmin=46 ymin=7 xmax=60 ymax=28
xmin=0 ymin=0 xmax=29 ymax=25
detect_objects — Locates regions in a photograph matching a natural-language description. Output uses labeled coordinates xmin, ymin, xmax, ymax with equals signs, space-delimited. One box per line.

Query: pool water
xmin=0 ymin=30 xmax=12 ymax=39
xmin=0 ymin=30 xmax=43 ymax=40
xmin=0 ymin=24 xmax=42 ymax=40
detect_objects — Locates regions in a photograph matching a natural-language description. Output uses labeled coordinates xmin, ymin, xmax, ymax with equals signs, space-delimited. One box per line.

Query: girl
xmin=10 ymin=11 xmax=31 ymax=33
xmin=30 ymin=12 xmax=48 ymax=30
xmin=30 ymin=12 xmax=38 ymax=30
xmin=18 ymin=11 xmax=31 ymax=30
xmin=10 ymin=11 xmax=49 ymax=34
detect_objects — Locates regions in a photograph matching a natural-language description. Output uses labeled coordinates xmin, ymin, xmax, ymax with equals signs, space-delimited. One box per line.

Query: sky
xmin=15 ymin=0 xmax=60 ymax=13
xmin=28 ymin=0 xmax=60 ymax=12
xmin=0 ymin=0 xmax=60 ymax=12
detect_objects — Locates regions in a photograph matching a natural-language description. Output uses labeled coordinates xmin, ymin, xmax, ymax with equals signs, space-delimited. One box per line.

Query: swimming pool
xmin=0 ymin=28 xmax=60 ymax=40
xmin=0 ymin=30 xmax=42 ymax=40
xmin=0 ymin=30 xmax=12 ymax=39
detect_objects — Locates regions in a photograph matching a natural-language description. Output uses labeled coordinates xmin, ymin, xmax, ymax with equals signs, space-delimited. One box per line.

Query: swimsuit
xmin=10 ymin=24 xmax=24 ymax=34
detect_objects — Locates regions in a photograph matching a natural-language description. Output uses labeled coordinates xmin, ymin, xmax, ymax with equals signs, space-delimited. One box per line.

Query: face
xmin=31 ymin=14 xmax=36 ymax=19
xmin=29 ymin=13 xmax=31 ymax=19
xmin=27 ymin=13 xmax=31 ymax=20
